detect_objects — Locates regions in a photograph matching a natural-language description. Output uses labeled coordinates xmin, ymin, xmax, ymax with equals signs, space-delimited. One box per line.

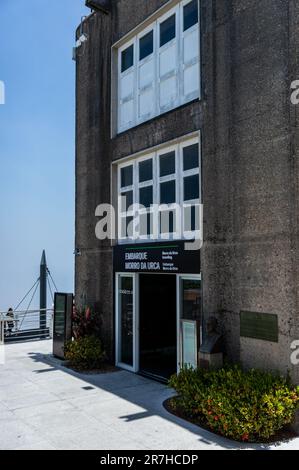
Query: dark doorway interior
xmin=139 ymin=274 xmax=177 ymax=382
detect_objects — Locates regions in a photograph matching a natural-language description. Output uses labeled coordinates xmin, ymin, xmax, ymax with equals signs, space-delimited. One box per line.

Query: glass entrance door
xmin=178 ymin=276 xmax=201 ymax=370
xmin=116 ymin=274 xmax=137 ymax=371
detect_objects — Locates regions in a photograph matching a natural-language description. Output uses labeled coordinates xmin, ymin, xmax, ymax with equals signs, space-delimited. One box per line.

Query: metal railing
xmin=0 ymin=308 xmax=53 ymax=344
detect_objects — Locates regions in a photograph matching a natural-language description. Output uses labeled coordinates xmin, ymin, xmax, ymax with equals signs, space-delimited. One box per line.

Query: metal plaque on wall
xmin=240 ymin=311 xmax=278 ymax=343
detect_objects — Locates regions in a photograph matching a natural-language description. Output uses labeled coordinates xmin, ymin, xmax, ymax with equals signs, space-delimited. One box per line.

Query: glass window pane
xmin=119 ymin=276 xmax=134 ymax=366
xmin=184 ymin=175 xmax=199 ymax=201
xmin=183 ymin=144 xmax=199 ymax=171
xmin=184 ymin=205 xmax=200 ymax=231
xmin=121 ymin=216 xmax=134 ymax=238
xmin=183 ymin=0 xmax=199 ymax=32
xmin=121 ymin=165 xmax=133 ymax=188
xmin=139 ymin=159 xmax=153 ymax=183
xmin=182 ymin=279 xmax=201 ymax=321
xmin=139 ymin=212 xmax=153 ymax=237
xmin=121 ymin=45 xmax=134 ymax=73
xmin=140 ymin=30 xmax=154 ymax=60
xmin=160 ymin=151 xmax=176 ymax=177
xmin=160 ymin=210 xmax=175 ymax=234
xmin=160 ymin=14 xmax=176 ymax=47
xmin=160 ymin=180 xmax=176 ymax=204
xmin=139 ymin=186 xmax=153 ymax=208
xmin=120 ymin=191 xmax=133 ymax=212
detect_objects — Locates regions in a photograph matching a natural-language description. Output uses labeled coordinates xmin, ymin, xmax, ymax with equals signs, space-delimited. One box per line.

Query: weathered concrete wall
xmin=201 ymin=0 xmax=299 ymax=383
xmin=76 ymin=0 xmax=299 ymax=382
xmin=75 ymin=12 xmax=114 ymax=357
xmin=287 ymin=0 xmax=299 ymax=386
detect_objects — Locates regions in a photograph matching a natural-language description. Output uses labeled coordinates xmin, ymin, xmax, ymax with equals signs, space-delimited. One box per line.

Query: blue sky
xmin=0 ymin=0 xmax=89 ymax=311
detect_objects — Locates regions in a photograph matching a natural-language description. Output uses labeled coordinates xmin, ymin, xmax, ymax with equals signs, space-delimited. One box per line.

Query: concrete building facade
xmin=75 ymin=0 xmax=299 ymax=384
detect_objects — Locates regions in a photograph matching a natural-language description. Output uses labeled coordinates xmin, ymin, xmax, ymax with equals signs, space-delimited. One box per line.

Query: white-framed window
xmin=117 ymin=135 xmax=201 ymax=243
xmin=116 ymin=0 xmax=200 ymax=134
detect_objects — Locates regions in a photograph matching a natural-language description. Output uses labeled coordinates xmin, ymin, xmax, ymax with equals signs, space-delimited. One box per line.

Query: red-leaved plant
xmin=72 ymin=305 xmax=102 ymax=340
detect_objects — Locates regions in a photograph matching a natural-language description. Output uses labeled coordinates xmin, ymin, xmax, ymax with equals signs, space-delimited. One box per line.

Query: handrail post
xmin=0 ymin=316 xmax=4 ymax=345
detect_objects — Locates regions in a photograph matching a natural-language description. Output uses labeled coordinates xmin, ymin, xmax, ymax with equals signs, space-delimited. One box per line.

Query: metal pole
xmin=40 ymin=250 xmax=47 ymax=336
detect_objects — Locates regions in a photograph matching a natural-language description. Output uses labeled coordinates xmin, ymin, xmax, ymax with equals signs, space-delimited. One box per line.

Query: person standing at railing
xmin=5 ymin=308 xmax=14 ymax=336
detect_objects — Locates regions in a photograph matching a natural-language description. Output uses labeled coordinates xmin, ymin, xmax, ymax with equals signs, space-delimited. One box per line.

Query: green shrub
xmin=169 ymin=366 xmax=299 ymax=442
xmin=64 ymin=336 xmax=105 ymax=370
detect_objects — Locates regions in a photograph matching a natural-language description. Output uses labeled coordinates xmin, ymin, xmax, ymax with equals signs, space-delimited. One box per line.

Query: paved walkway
xmin=0 ymin=340 xmax=298 ymax=450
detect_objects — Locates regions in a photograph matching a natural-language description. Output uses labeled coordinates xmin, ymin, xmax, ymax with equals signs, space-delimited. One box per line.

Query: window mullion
xmin=155 ymin=20 xmax=160 ymax=118
xmin=154 ymin=22 xmax=158 ymax=118
xmin=183 ymin=168 xmax=200 ymax=178
xmin=153 ymin=152 xmax=158 ymax=240
xmin=133 ymin=161 xmax=138 ymax=241
xmin=178 ymin=143 xmax=183 ymax=239
xmin=134 ymin=37 xmax=138 ymax=129
xmin=118 ymin=47 xmax=122 ymax=132
xmin=178 ymin=2 xmax=183 ymax=107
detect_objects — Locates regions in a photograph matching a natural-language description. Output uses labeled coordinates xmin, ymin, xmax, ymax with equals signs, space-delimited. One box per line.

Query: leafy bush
xmin=169 ymin=366 xmax=299 ymax=442
xmin=64 ymin=336 xmax=106 ymax=370
xmin=72 ymin=306 xmax=102 ymax=339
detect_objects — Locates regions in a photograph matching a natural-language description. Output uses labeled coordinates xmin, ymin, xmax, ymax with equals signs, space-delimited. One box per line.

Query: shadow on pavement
xmin=25 ymin=350 xmax=280 ymax=451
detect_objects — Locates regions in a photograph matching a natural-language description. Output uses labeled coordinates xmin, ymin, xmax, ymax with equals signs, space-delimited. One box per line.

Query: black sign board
xmin=240 ymin=311 xmax=278 ymax=343
xmin=114 ymin=241 xmax=200 ymax=274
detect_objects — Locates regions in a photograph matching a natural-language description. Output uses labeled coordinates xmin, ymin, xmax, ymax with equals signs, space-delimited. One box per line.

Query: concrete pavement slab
xmin=0 ymin=419 xmax=45 ymax=450
xmin=0 ymin=340 xmax=298 ymax=450
xmin=2 ymin=391 xmax=62 ymax=412
xmin=15 ymin=440 xmax=56 ymax=450
xmin=12 ymin=398 xmax=76 ymax=420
